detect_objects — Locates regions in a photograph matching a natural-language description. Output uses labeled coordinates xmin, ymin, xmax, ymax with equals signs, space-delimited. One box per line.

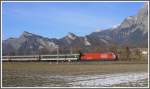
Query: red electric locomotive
xmin=79 ymin=52 xmax=117 ymax=61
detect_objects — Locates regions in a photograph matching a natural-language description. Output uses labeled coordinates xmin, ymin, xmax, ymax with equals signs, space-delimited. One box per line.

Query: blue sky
xmin=2 ymin=2 xmax=144 ymax=40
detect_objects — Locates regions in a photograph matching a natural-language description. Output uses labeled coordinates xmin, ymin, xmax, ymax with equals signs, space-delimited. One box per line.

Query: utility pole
xmin=56 ymin=45 xmax=59 ymax=64
xmin=70 ymin=46 xmax=73 ymax=54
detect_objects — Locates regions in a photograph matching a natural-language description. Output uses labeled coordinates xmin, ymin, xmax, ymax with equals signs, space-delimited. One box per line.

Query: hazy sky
xmin=2 ymin=2 xmax=144 ymax=40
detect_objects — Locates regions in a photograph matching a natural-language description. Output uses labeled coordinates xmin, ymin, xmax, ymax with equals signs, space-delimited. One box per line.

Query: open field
xmin=2 ymin=61 xmax=148 ymax=87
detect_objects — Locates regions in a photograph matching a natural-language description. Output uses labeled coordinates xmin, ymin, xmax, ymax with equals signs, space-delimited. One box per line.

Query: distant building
xmin=142 ymin=51 xmax=148 ymax=55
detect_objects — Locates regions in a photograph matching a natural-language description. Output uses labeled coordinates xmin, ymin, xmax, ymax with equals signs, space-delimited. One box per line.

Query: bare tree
xmin=126 ymin=46 xmax=131 ymax=61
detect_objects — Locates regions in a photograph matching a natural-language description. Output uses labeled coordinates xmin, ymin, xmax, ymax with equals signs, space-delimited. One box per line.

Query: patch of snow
xmin=142 ymin=30 xmax=148 ymax=35
xmin=84 ymin=37 xmax=91 ymax=46
xmin=38 ymin=39 xmax=47 ymax=46
xmin=39 ymin=45 xmax=44 ymax=49
xmin=98 ymin=35 xmax=112 ymax=40
xmin=131 ymin=29 xmax=137 ymax=33
xmin=67 ymin=34 xmax=76 ymax=40
xmin=100 ymin=39 xmax=108 ymax=44
xmin=65 ymin=37 xmax=72 ymax=44
xmin=134 ymin=16 xmax=138 ymax=21
xmin=40 ymin=72 xmax=148 ymax=87
xmin=112 ymin=24 xmax=120 ymax=29
xmin=127 ymin=16 xmax=134 ymax=20
xmin=95 ymin=29 xmax=101 ymax=32
xmin=47 ymin=41 xmax=56 ymax=47
xmin=22 ymin=31 xmax=33 ymax=37
xmin=69 ymin=72 xmax=148 ymax=87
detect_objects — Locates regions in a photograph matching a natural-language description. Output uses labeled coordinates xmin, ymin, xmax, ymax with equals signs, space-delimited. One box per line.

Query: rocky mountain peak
xmin=137 ymin=2 xmax=148 ymax=17
xmin=66 ymin=32 xmax=77 ymax=40
xmin=21 ymin=31 xmax=34 ymax=37
xmin=118 ymin=16 xmax=136 ymax=29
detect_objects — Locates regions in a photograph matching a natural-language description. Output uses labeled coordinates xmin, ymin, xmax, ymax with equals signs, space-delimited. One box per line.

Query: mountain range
xmin=2 ymin=3 xmax=148 ymax=55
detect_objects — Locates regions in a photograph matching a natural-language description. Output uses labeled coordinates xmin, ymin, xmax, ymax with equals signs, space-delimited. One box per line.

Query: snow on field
xmin=68 ymin=72 xmax=148 ymax=87
xmin=46 ymin=72 xmax=148 ymax=87
xmin=29 ymin=71 xmax=148 ymax=87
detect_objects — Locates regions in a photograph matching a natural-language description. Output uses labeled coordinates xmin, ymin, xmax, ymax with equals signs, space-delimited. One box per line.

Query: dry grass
xmin=2 ymin=61 xmax=148 ymax=75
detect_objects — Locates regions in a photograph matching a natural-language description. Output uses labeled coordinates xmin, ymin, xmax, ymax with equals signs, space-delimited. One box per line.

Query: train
xmin=79 ymin=52 xmax=118 ymax=61
xmin=2 ymin=52 xmax=118 ymax=62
